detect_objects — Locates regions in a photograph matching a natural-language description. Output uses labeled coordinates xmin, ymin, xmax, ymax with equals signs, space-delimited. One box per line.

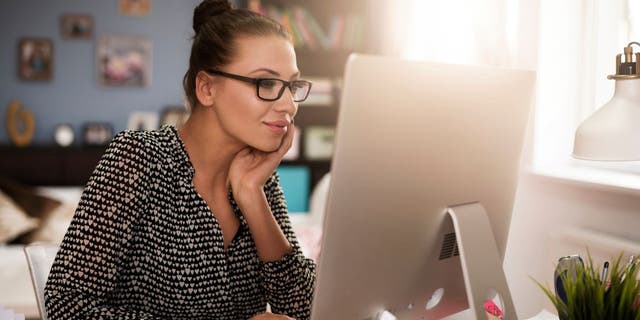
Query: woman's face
xmin=212 ymin=35 xmax=299 ymax=152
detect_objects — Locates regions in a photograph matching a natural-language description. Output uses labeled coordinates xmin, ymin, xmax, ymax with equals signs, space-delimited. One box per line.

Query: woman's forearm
xmin=236 ymin=188 xmax=292 ymax=262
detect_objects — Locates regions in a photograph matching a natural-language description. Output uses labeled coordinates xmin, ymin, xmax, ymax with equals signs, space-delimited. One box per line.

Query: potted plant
xmin=534 ymin=253 xmax=640 ymax=320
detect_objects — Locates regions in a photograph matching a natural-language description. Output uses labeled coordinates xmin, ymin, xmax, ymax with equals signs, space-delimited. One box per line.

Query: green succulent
xmin=532 ymin=252 xmax=640 ymax=320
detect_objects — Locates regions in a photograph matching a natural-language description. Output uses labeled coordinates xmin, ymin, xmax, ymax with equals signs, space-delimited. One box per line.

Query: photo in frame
xmin=18 ymin=38 xmax=53 ymax=81
xmin=128 ymin=111 xmax=159 ymax=131
xmin=119 ymin=0 xmax=151 ymax=17
xmin=97 ymin=34 xmax=152 ymax=87
xmin=160 ymin=106 xmax=188 ymax=128
xmin=304 ymin=126 xmax=336 ymax=160
xmin=60 ymin=14 xmax=93 ymax=39
xmin=282 ymin=125 xmax=301 ymax=161
xmin=82 ymin=122 xmax=113 ymax=146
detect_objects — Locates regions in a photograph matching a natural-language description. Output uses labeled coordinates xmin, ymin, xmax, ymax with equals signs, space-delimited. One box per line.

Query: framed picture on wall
xmin=128 ymin=111 xmax=159 ymax=131
xmin=304 ymin=126 xmax=336 ymax=160
xmin=119 ymin=0 xmax=151 ymax=17
xmin=283 ymin=125 xmax=301 ymax=161
xmin=97 ymin=34 xmax=152 ymax=87
xmin=18 ymin=38 xmax=53 ymax=81
xmin=82 ymin=122 xmax=113 ymax=146
xmin=160 ymin=106 xmax=188 ymax=128
xmin=60 ymin=14 xmax=93 ymax=39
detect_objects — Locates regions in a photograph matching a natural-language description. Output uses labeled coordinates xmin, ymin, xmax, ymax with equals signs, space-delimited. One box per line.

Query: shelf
xmin=242 ymin=0 xmax=366 ymax=13
xmin=0 ymin=145 xmax=331 ymax=190
xmin=0 ymin=146 xmax=106 ymax=186
xmin=295 ymin=104 xmax=339 ymax=126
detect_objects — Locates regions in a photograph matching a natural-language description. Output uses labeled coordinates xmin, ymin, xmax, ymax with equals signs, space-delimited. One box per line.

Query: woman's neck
xmin=178 ymin=108 xmax=243 ymax=188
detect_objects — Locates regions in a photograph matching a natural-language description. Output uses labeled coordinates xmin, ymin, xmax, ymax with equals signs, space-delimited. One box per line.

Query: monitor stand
xmin=374 ymin=202 xmax=517 ymax=320
xmin=446 ymin=202 xmax=517 ymax=319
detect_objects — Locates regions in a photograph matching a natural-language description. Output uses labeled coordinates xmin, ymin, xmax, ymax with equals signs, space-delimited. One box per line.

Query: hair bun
xmin=193 ymin=0 xmax=232 ymax=34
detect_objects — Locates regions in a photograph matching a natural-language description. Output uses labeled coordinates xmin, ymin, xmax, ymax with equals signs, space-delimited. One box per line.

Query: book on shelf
xmin=327 ymin=15 xmax=346 ymax=49
xmin=342 ymin=14 xmax=365 ymax=50
xmin=301 ymin=7 xmax=330 ymax=49
xmin=248 ymin=2 xmax=365 ymax=51
xmin=292 ymin=6 xmax=318 ymax=50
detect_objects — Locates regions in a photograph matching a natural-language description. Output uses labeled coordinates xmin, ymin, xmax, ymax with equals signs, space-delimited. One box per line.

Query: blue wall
xmin=0 ymin=0 xmax=219 ymax=145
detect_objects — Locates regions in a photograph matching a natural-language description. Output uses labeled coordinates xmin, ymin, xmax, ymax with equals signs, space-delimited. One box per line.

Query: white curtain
xmin=379 ymin=0 xmax=537 ymax=70
xmin=381 ymin=0 xmax=637 ymax=169
xmin=534 ymin=0 xmax=635 ymax=168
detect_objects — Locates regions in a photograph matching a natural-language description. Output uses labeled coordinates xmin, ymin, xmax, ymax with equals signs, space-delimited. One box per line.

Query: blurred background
xmin=1 ymin=0 xmax=640 ymax=319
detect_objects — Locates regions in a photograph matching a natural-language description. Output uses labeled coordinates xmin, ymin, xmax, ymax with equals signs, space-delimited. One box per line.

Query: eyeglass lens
xmin=258 ymin=79 xmax=310 ymax=102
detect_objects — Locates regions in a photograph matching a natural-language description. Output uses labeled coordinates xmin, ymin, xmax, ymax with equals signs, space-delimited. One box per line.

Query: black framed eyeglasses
xmin=205 ymin=69 xmax=312 ymax=102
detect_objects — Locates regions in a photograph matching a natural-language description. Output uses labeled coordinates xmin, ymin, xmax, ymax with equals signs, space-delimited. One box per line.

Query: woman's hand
xmin=229 ymin=122 xmax=294 ymax=200
xmin=248 ymin=312 xmax=295 ymax=320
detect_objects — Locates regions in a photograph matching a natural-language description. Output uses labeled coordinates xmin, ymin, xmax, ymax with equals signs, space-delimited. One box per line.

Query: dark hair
xmin=183 ymin=0 xmax=291 ymax=110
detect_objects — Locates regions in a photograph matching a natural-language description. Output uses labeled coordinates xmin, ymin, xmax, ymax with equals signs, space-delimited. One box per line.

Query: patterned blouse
xmin=44 ymin=125 xmax=316 ymax=320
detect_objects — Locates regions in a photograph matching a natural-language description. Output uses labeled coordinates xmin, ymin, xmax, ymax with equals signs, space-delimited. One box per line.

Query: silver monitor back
xmin=311 ymin=54 xmax=535 ymax=319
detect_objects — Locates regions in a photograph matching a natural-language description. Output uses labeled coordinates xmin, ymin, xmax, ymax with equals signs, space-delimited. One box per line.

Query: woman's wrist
xmin=233 ymin=184 xmax=266 ymax=212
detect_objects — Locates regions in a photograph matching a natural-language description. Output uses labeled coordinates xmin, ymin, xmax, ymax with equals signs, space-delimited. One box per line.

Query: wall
xmin=0 ymin=0 xmax=207 ymax=145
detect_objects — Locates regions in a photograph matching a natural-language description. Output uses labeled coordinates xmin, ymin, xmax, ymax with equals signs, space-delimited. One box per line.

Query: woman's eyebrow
xmin=249 ymin=68 xmax=300 ymax=79
xmin=249 ymin=68 xmax=280 ymax=76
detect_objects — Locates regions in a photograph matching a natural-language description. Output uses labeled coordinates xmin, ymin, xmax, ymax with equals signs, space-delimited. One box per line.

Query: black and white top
xmin=45 ymin=125 xmax=316 ymax=320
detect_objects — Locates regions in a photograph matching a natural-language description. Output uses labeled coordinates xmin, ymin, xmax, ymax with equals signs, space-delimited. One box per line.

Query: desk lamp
xmin=573 ymin=41 xmax=640 ymax=160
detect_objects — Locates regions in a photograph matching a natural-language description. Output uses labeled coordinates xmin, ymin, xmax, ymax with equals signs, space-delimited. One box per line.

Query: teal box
xmin=276 ymin=166 xmax=310 ymax=213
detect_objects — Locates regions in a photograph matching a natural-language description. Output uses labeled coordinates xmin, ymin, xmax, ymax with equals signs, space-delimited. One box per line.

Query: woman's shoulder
xmin=107 ymin=125 xmax=180 ymax=161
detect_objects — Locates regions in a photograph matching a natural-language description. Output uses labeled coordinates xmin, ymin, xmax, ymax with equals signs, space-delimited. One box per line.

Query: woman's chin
xmin=249 ymin=141 xmax=281 ymax=153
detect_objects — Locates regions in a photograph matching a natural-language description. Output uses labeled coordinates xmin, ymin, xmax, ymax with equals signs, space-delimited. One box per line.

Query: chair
xmin=23 ymin=244 xmax=59 ymax=320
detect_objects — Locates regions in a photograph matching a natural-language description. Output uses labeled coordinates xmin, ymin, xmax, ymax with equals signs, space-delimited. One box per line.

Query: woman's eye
xmin=259 ymin=80 xmax=278 ymax=89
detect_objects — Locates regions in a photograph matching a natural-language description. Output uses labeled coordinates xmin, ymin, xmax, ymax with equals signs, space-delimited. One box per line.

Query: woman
xmin=44 ymin=1 xmax=316 ymax=319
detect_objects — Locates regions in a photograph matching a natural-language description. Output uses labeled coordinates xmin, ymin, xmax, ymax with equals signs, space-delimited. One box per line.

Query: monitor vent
xmin=439 ymin=232 xmax=460 ymax=260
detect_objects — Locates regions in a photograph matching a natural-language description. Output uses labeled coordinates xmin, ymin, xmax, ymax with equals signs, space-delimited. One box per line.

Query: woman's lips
xmin=263 ymin=120 xmax=289 ymax=135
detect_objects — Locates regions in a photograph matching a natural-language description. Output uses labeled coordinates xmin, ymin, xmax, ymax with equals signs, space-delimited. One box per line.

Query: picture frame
xmin=283 ymin=125 xmax=301 ymax=161
xmin=304 ymin=126 xmax=336 ymax=160
xmin=18 ymin=38 xmax=53 ymax=81
xmin=82 ymin=122 xmax=113 ymax=146
xmin=60 ymin=14 xmax=93 ymax=40
xmin=119 ymin=0 xmax=151 ymax=17
xmin=160 ymin=106 xmax=188 ymax=128
xmin=97 ymin=34 xmax=152 ymax=87
xmin=128 ymin=111 xmax=159 ymax=131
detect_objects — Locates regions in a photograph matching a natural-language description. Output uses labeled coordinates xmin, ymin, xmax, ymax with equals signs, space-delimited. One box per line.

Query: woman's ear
xmin=195 ymin=71 xmax=216 ymax=108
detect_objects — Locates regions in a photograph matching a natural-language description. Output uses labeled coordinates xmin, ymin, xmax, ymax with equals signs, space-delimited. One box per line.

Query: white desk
xmin=441 ymin=308 xmax=558 ymax=320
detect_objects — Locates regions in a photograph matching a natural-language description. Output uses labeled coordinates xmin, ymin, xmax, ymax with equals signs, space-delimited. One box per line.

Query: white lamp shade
xmin=573 ymin=79 xmax=640 ymax=160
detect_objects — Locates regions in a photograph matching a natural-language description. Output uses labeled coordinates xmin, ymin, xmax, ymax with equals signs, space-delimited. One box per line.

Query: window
xmin=384 ymin=0 xmax=527 ymax=69
xmin=384 ymin=0 xmax=640 ymax=190
xmin=533 ymin=0 xmax=640 ymax=190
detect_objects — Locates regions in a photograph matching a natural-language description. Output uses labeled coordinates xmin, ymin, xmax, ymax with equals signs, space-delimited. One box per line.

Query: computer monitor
xmin=310 ymin=54 xmax=535 ymax=319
